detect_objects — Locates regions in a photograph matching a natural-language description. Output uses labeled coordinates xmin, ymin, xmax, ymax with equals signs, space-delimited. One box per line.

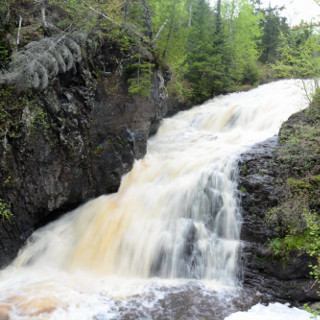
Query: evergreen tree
xmin=184 ymin=0 xmax=232 ymax=102
xmin=258 ymin=4 xmax=290 ymax=63
xmin=184 ymin=0 xmax=215 ymax=101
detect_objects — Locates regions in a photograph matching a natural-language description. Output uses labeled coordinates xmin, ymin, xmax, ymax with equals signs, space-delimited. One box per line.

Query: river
xmin=0 ymin=80 xmax=316 ymax=319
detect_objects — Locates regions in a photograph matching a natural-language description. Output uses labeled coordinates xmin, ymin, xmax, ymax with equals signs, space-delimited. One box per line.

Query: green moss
xmin=0 ymin=198 xmax=13 ymax=222
xmin=268 ymin=209 xmax=320 ymax=266
xmin=0 ymin=87 xmax=31 ymax=145
xmin=94 ymin=145 xmax=105 ymax=156
xmin=240 ymin=186 xmax=247 ymax=192
xmin=265 ymin=96 xmax=320 ymax=246
xmin=242 ymin=164 xmax=248 ymax=173
xmin=287 ymin=177 xmax=313 ymax=190
xmin=310 ymin=175 xmax=320 ymax=184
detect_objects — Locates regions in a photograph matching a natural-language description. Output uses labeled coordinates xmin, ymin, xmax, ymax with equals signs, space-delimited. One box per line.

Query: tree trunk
xmin=162 ymin=0 xmax=177 ymax=59
xmin=152 ymin=19 xmax=169 ymax=44
xmin=17 ymin=16 xmax=22 ymax=46
xmin=188 ymin=5 xmax=192 ymax=27
xmin=124 ymin=0 xmax=130 ymax=21
xmin=137 ymin=0 xmax=153 ymax=39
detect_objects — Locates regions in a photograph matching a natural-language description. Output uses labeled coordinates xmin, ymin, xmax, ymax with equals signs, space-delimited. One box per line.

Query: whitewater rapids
xmin=0 ymin=80 xmax=316 ymax=320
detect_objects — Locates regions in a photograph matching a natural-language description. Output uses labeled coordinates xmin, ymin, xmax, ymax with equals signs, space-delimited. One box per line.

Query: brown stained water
xmin=0 ymin=80 xmax=312 ymax=320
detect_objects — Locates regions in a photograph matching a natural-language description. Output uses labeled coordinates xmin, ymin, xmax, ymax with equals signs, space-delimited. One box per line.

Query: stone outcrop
xmin=238 ymin=133 xmax=320 ymax=302
xmin=0 ymin=36 xmax=172 ymax=268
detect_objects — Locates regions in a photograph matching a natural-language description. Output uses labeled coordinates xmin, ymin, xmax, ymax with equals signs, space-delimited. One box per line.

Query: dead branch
xmin=152 ymin=19 xmax=168 ymax=45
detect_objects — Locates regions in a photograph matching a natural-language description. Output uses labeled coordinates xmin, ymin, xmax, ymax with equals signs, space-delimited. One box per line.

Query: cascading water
xmin=0 ymin=80 xmax=314 ymax=320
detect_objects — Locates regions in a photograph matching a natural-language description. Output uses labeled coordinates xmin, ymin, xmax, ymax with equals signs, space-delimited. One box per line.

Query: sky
xmin=210 ymin=0 xmax=320 ymax=26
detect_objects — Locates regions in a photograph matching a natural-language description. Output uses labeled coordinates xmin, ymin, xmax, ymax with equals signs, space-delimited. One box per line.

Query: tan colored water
xmin=0 ymin=80 xmax=311 ymax=319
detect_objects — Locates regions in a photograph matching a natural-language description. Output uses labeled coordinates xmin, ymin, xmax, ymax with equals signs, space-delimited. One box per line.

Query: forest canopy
xmin=1 ymin=0 xmax=320 ymax=103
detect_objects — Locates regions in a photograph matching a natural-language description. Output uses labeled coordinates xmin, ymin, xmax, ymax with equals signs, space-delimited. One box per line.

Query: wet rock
xmin=238 ymin=135 xmax=320 ymax=302
xmin=0 ymin=36 xmax=174 ymax=268
xmin=238 ymin=136 xmax=279 ymax=243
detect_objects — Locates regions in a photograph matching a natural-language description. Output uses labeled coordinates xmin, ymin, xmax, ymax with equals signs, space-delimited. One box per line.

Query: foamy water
xmin=0 ymin=80 xmax=315 ymax=319
xmin=225 ymin=303 xmax=318 ymax=320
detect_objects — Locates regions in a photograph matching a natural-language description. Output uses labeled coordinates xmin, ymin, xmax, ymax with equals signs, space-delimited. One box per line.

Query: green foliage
xmin=0 ymin=42 xmax=9 ymax=68
xmin=0 ymin=87 xmax=29 ymax=141
xmin=2 ymin=0 xmax=272 ymax=102
xmin=257 ymin=4 xmax=290 ymax=64
xmin=287 ymin=177 xmax=314 ymax=190
xmin=278 ymin=119 xmax=320 ymax=177
xmin=183 ymin=0 xmax=233 ymax=102
xmin=128 ymin=73 xmax=152 ymax=97
xmin=0 ymin=197 xmax=13 ymax=222
xmin=150 ymin=0 xmax=189 ymax=68
xmin=94 ymin=145 xmax=105 ymax=156
xmin=269 ymin=232 xmax=307 ymax=257
xmin=308 ymin=87 xmax=320 ymax=118
xmin=269 ymin=209 xmax=320 ymax=317
xmin=240 ymin=186 xmax=247 ymax=192
xmin=126 ymin=1 xmax=147 ymax=33
xmin=0 ymin=0 xmax=11 ymax=26
xmin=49 ymin=0 xmax=126 ymax=31
xmin=0 ymin=21 xmax=10 ymax=68
xmin=266 ymin=87 xmax=320 ymax=264
xmin=242 ymin=164 xmax=248 ymax=172
xmin=304 ymin=304 xmax=320 ymax=320
xmin=266 ymin=91 xmax=320 ymax=315
xmin=225 ymin=0 xmax=263 ymax=84
xmin=126 ymin=57 xmax=155 ymax=97
xmin=273 ymin=28 xmax=320 ymax=82
xmin=149 ymin=0 xmax=266 ymax=102
xmin=31 ymin=107 xmax=51 ymax=135
xmin=269 ymin=210 xmax=320 ymax=268
xmin=266 ymin=173 xmax=320 ymax=235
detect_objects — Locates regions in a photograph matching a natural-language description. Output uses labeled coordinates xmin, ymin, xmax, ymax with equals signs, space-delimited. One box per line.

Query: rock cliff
xmin=0 ymin=34 xmax=173 ymax=267
xmin=238 ymin=107 xmax=320 ymax=303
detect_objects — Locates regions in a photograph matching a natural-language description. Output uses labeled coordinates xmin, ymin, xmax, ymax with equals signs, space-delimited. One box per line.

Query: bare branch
xmin=188 ymin=5 xmax=192 ymax=27
xmin=17 ymin=16 xmax=22 ymax=45
xmin=1 ymin=32 xmax=85 ymax=91
xmin=88 ymin=5 xmax=120 ymax=26
xmin=152 ymin=19 xmax=169 ymax=45
xmin=314 ymin=0 xmax=320 ymax=7
xmin=292 ymin=22 xmax=320 ymax=30
xmin=41 ymin=7 xmax=48 ymax=29
xmin=87 ymin=3 xmax=145 ymax=41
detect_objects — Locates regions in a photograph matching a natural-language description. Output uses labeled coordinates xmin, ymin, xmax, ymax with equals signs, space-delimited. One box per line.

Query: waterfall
xmin=0 ymin=80 xmax=311 ymax=320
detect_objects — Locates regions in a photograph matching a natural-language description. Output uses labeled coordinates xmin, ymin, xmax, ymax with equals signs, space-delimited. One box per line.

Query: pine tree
xmin=258 ymin=4 xmax=290 ymax=63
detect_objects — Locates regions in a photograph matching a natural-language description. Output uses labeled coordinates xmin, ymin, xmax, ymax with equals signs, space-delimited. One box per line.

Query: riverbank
xmin=238 ymin=82 xmax=320 ymax=307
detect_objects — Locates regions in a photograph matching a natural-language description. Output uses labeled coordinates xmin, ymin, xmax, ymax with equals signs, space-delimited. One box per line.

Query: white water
xmin=0 ymin=80 xmax=314 ymax=319
xmin=225 ymin=303 xmax=318 ymax=320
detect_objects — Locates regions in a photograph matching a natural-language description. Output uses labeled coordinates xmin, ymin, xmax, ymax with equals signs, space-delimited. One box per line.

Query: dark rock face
xmin=0 ymin=39 xmax=172 ymax=268
xmin=239 ymin=136 xmax=279 ymax=243
xmin=238 ymin=136 xmax=319 ymax=302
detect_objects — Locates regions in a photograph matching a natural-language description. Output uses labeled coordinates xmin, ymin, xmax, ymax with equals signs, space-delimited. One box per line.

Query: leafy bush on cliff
xmin=0 ymin=197 xmax=13 ymax=222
